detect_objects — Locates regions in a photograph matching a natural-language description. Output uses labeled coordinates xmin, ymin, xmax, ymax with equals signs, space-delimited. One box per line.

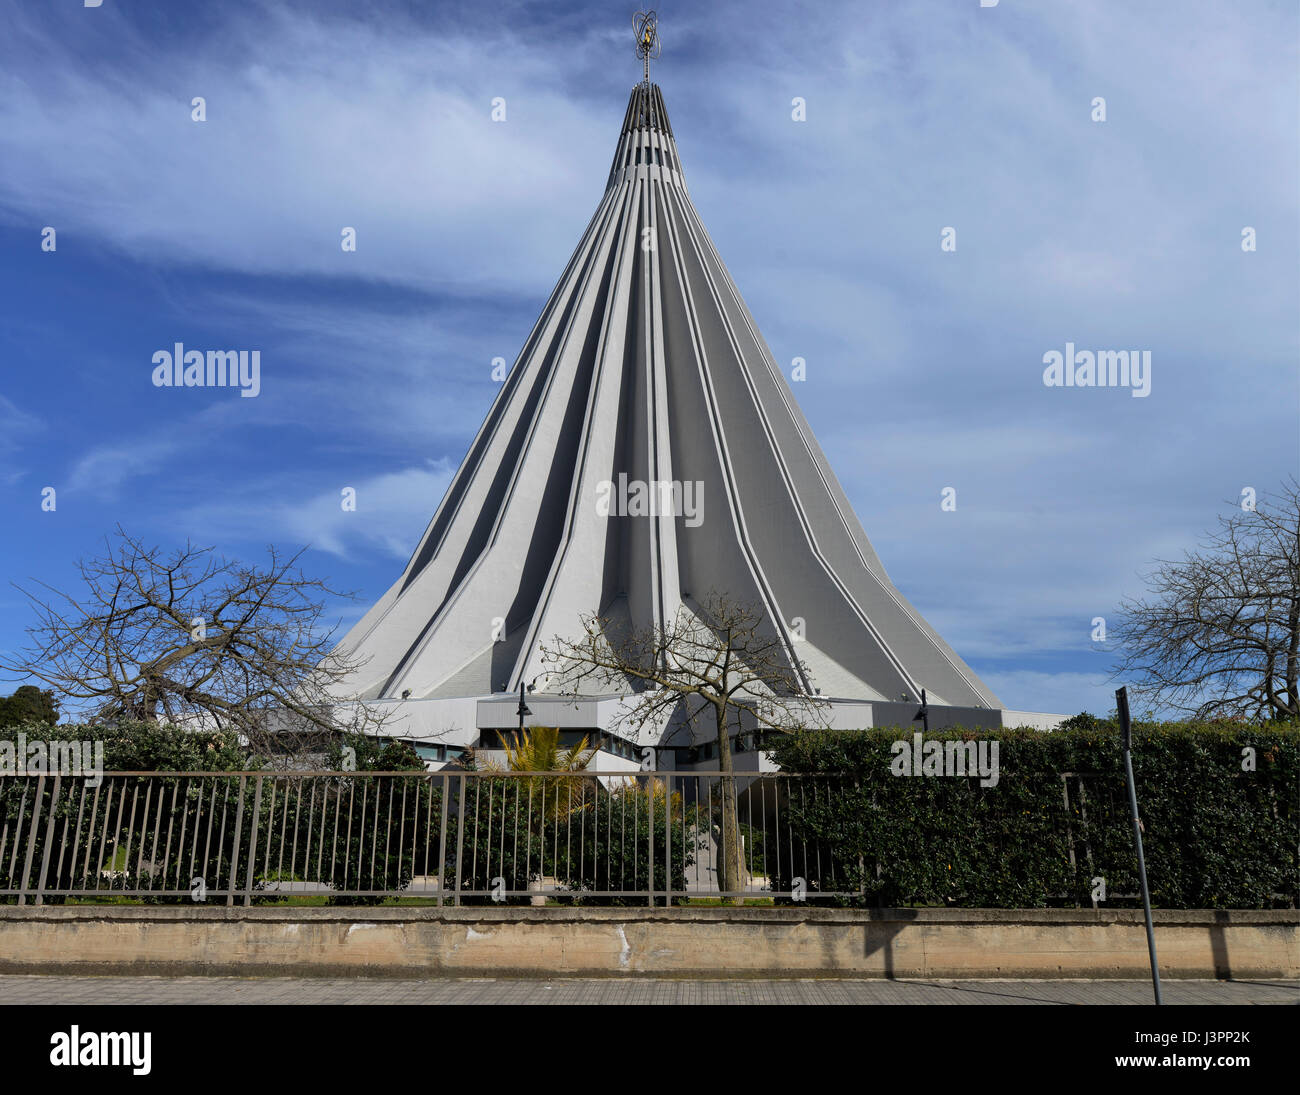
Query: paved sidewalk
xmin=0 ymin=975 xmax=1294 ymax=1005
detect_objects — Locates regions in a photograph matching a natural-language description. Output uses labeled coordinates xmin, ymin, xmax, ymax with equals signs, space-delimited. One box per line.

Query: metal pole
xmin=454 ymin=774 xmax=466 ymax=907
xmin=243 ymin=775 xmax=264 ymax=907
xmin=226 ymin=776 xmax=246 ymax=907
xmin=1116 ymin=686 xmax=1162 ymax=1005
xmin=34 ymin=775 xmax=61 ymax=906
xmin=18 ymin=775 xmax=45 ymax=906
xmin=647 ymin=771 xmax=654 ymax=908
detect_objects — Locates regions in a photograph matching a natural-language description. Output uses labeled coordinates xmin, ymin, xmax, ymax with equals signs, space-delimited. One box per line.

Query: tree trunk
xmin=1284 ymin=590 xmax=1299 ymax=719
xmin=714 ymin=702 xmax=744 ymax=904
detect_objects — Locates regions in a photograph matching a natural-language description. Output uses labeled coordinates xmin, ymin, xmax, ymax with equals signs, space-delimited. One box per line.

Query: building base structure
xmin=347 ymin=693 xmax=1067 ymax=771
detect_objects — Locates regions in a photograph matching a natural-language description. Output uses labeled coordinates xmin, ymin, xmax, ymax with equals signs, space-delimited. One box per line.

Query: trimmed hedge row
xmin=765 ymin=718 xmax=1299 ymax=909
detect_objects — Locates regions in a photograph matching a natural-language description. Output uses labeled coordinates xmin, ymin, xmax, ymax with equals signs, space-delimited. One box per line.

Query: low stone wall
xmin=0 ymin=907 xmax=1294 ymax=979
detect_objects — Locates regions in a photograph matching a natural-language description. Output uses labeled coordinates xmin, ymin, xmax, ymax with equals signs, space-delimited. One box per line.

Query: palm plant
xmin=491 ymin=726 xmax=595 ymax=822
xmin=500 ymin=726 xmax=594 ymax=773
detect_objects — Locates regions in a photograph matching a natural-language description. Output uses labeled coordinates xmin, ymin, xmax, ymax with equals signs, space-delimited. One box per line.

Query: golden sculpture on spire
xmin=634 ymin=10 xmax=660 ymax=84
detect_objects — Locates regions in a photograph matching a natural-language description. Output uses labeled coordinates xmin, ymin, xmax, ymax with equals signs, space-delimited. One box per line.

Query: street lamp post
xmin=516 ymin=681 xmax=532 ymax=738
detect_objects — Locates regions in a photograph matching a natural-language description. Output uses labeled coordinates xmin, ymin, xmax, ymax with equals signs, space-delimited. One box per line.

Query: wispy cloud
xmin=178 ymin=459 xmax=457 ymax=562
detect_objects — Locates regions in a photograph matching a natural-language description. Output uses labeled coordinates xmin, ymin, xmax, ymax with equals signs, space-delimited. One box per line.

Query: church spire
xmin=634 ymin=10 xmax=660 ymax=85
xmin=330 ymin=25 xmax=1004 ymax=717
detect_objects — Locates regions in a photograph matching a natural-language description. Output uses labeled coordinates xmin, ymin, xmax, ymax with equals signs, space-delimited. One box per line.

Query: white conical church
xmin=331 ymin=72 xmax=1059 ymax=766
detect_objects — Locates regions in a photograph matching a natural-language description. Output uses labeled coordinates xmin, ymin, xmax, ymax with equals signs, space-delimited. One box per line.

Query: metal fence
xmin=0 ymin=770 xmax=853 ymax=905
xmin=1 ymin=769 xmax=1293 ymax=907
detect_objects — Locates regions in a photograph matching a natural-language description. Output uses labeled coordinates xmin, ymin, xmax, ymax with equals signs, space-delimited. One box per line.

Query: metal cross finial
xmin=634 ymin=10 xmax=660 ymax=84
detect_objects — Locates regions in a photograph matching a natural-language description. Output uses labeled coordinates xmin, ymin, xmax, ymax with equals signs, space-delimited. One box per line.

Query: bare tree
xmin=0 ymin=526 xmax=388 ymax=753
xmin=1112 ymin=480 xmax=1300 ymax=721
xmin=540 ymin=592 xmax=829 ymax=901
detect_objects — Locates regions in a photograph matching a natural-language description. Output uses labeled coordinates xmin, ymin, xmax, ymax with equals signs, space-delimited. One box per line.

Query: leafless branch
xmin=0 ymin=525 xmax=391 ymax=757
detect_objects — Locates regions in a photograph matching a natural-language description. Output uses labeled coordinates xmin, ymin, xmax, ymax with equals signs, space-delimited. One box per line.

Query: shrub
xmin=764 ymin=720 xmax=1299 ymax=909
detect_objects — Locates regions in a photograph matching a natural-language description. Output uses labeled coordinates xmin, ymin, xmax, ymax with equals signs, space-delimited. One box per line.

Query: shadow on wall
xmin=861 ymin=908 xmax=919 ymax=979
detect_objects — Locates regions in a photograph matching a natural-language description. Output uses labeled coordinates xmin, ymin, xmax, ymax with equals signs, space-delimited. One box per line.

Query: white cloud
xmin=179 ymin=459 xmax=457 ymax=561
xmin=981 ymin=668 xmax=1115 ymax=719
xmin=0 ymin=395 xmax=42 ymax=484
xmin=0 ymin=5 xmax=613 ymax=295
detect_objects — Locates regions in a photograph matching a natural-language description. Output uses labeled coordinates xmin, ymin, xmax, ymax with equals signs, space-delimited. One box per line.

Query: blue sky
xmin=0 ymin=0 xmax=1296 ymax=718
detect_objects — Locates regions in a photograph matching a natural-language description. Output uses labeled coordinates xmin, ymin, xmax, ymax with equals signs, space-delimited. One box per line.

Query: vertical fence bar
xmin=280 ymin=776 xmax=293 ymax=889
xmin=84 ymin=775 xmax=104 ymax=889
xmin=353 ymin=781 xmax=367 ymax=893
xmin=7 ymin=781 xmax=31 ymax=891
xmin=454 ymin=774 xmax=466 ymax=907
xmin=34 ymin=775 xmax=61 ymax=905
xmin=378 ymin=780 xmax=391 ymax=891
xmin=262 ymin=779 xmax=278 ymax=885
xmin=18 ymin=775 xmax=46 ymax=906
xmin=212 ymin=782 xmax=230 ymax=896
xmin=525 ymin=779 xmax=534 ymax=900
xmin=160 ymin=781 xmax=179 ymax=894
xmin=62 ymin=782 xmax=89 ymax=894
xmin=646 ymin=772 xmax=654 ymax=908
xmin=664 ymin=772 xmax=672 ymax=907
xmin=180 ymin=780 xmax=198 ymax=891
xmin=289 ymin=780 xmax=303 ymax=882
xmin=772 ymin=778 xmax=782 ymax=897
xmin=368 ymin=781 xmax=381 ymax=893
xmin=472 ymin=779 xmax=483 ymax=894
xmin=243 ymin=775 xmax=264 ymax=906
xmin=145 ymin=784 xmax=165 ymax=893
xmin=436 ymin=773 xmax=449 ymax=908
xmin=226 ymin=776 xmax=247 ymax=907
xmin=332 ymin=779 xmax=345 ymax=891
xmin=421 ymin=777 xmax=433 ymax=885
xmin=396 ymin=780 xmax=408 ymax=895
xmin=135 ymin=783 xmax=154 ymax=886
xmin=342 ymin=781 xmax=355 ymax=893
xmin=316 ymin=779 xmax=330 ymax=886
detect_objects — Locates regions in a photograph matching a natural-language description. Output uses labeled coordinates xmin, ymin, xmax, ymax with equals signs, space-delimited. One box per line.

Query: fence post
xmin=34 ymin=775 xmax=61 ymax=906
xmin=226 ymin=776 xmax=247 ymax=908
xmin=454 ymin=774 xmax=466 ymax=907
xmin=242 ymin=775 xmax=264 ymax=907
xmin=18 ymin=775 xmax=45 ymax=907
xmin=664 ymin=772 xmax=672 ymax=908
xmin=436 ymin=774 xmax=449 ymax=908
xmin=646 ymin=771 xmax=655 ymax=908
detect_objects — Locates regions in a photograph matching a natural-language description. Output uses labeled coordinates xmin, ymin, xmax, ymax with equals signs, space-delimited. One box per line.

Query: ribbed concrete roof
xmin=332 ymin=83 xmax=1003 ymax=711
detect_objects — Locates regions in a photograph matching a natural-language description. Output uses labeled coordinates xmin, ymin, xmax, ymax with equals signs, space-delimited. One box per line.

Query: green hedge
xmin=765 ymin=718 xmax=1299 ymax=909
xmin=0 ymin=719 xmax=249 ymax=772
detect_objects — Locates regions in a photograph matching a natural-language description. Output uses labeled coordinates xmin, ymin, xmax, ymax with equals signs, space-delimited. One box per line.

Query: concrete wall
xmin=0 ymin=907 xmax=1293 ymax=979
